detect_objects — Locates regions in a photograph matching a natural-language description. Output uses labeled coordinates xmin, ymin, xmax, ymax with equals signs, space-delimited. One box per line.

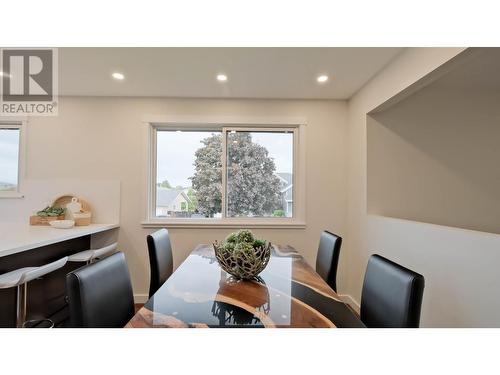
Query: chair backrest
xmin=360 ymin=254 xmax=425 ymax=328
xmin=147 ymin=228 xmax=173 ymax=298
xmin=66 ymin=252 xmax=134 ymax=328
xmin=315 ymin=231 xmax=342 ymax=292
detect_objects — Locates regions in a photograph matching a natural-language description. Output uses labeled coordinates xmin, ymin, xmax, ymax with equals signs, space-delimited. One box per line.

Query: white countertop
xmin=0 ymin=223 xmax=120 ymax=258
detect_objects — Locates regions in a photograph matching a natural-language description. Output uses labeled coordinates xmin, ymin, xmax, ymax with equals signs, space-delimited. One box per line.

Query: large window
xmin=0 ymin=122 xmax=23 ymax=197
xmin=147 ymin=121 xmax=304 ymax=226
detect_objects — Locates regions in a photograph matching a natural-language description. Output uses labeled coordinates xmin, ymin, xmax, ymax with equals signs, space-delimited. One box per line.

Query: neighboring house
xmin=0 ymin=181 xmax=15 ymax=191
xmin=276 ymin=172 xmax=293 ymax=217
xmin=156 ymin=188 xmax=192 ymax=217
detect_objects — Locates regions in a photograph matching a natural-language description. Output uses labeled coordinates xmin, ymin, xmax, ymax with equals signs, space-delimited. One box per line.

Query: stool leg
xmin=16 ymin=283 xmax=27 ymax=328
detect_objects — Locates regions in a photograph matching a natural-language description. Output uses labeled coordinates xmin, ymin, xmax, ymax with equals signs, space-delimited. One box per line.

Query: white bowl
xmin=49 ymin=220 xmax=75 ymax=229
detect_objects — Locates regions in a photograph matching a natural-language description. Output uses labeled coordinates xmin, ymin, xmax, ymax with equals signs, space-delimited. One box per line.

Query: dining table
xmin=126 ymin=244 xmax=365 ymax=328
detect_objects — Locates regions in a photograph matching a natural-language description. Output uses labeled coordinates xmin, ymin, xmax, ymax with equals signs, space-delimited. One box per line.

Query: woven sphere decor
xmin=213 ymin=229 xmax=271 ymax=280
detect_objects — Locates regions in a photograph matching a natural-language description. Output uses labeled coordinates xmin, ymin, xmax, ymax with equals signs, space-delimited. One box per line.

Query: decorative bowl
xmin=213 ymin=229 xmax=271 ymax=280
xmin=49 ymin=220 xmax=75 ymax=229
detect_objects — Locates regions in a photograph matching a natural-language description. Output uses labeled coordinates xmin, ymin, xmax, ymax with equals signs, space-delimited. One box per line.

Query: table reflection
xmin=211 ymin=274 xmax=270 ymax=327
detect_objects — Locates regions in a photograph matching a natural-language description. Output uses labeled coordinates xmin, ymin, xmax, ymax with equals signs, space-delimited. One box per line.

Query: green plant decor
xmin=36 ymin=206 xmax=65 ymax=217
xmin=213 ymin=229 xmax=271 ymax=280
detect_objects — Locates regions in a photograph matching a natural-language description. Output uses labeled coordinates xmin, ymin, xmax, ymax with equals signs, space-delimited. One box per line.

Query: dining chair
xmin=315 ymin=230 xmax=342 ymax=292
xmin=147 ymin=228 xmax=173 ymax=298
xmin=66 ymin=252 xmax=134 ymax=328
xmin=360 ymin=254 xmax=425 ymax=328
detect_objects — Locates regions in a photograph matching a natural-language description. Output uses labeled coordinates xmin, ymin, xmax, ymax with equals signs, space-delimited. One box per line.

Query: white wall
xmin=345 ymin=47 xmax=500 ymax=327
xmin=22 ymin=96 xmax=348 ymax=301
xmin=367 ymin=88 xmax=500 ymax=235
xmin=0 ymin=179 xmax=120 ymax=224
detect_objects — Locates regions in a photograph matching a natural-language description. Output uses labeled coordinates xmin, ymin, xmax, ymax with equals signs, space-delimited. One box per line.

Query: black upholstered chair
xmin=147 ymin=228 xmax=173 ymax=298
xmin=66 ymin=252 xmax=134 ymax=328
xmin=360 ymin=254 xmax=425 ymax=328
xmin=315 ymin=230 xmax=342 ymax=292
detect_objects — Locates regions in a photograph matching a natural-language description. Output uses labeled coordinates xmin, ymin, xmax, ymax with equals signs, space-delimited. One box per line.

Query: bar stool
xmin=67 ymin=243 xmax=117 ymax=265
xmin=0 ymin=256 xmax=68 ymax=328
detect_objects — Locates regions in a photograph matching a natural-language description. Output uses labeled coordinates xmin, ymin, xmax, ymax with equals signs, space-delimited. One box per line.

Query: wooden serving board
xmin=52 ymin=195 xmax=92 ymax=212
xmin=52 ymin=195 xmax=92 ymax=226
xmin=29 ymin=215 xmax=66 ymax=226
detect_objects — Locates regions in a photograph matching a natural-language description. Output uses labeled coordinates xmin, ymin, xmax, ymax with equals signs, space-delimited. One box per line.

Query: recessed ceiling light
xmin=0 ymin=71 xmax=10 ymax=77
xmin=317 ymin=75 xmax=329 ymax=83
xmin=112 ymin=72 xmax=125 ymax=80
xmin=216 ymin=74 xmax=228 ymax=82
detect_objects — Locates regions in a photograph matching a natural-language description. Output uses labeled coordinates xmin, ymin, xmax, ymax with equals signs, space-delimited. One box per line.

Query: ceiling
xmin=427 ymin=48 xmax=500 ymax=92
xmin=58 ymin=48 xmax=403 ymax=99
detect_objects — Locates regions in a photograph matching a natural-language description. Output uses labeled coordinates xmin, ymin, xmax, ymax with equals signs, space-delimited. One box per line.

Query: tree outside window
xmin=155 ymin=128 xmax=294 ymax=219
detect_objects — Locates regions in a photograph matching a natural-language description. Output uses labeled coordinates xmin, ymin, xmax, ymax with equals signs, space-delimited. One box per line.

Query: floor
xmin=134 ymin=304 xmax=144 ymax=314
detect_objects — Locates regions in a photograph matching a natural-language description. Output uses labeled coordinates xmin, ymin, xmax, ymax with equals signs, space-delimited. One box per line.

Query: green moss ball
xmin=225 ymin=232 xmax=238 ymax=244
xmin=234 ymin=241 xmax=255 ymax=255
xmin=253 ymin=239 xmax=266 ymax=248
xmin=222 ymin=242 xmax=235 ymax=253
xmin=236 ymin=229 xmax=254 ymax=243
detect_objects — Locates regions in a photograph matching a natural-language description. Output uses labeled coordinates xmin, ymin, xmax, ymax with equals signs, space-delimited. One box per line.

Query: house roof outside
xmin=157 ymin=188 xmax=191 ymax=207
xmin=276 ymin=172 xmax=292 ymax=191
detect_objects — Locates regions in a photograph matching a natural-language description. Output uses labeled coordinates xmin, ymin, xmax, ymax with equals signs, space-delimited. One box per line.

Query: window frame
xmin=222 ymin=127 xmax=296 ymax=219
xmin=0 ymin=118 xmax=26 ymax=199
xmin=143 ymin=116 xmax=306 ymax=228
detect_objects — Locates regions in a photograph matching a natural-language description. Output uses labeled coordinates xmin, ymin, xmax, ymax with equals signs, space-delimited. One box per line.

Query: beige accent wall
xmin=368 ymin=87 xmax=500 ymax=234
xmin=346 ymin=47 xmax=500 ymax=327
xmin=24 ymin=97 xmax=348 ymax=300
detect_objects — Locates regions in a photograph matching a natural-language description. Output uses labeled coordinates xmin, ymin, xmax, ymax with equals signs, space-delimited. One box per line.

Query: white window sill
xmin=0 ymin=192 xmax=24 ymax=199
xmin=141 ymin=219 xmax=306 ymax=229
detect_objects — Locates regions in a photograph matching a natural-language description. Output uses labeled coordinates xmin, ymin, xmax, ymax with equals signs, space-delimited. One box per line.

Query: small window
xmin=0 ymin=123 xmax=23 ymax=196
